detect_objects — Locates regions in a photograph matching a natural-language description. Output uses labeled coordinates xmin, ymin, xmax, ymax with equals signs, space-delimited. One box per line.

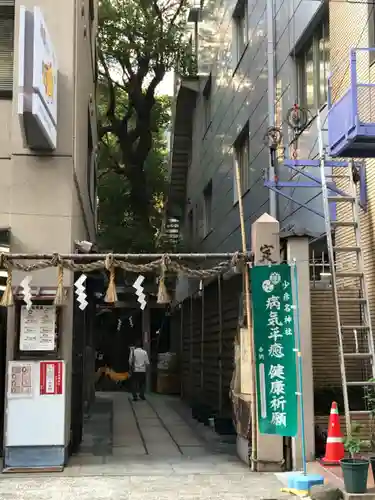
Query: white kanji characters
xmin=284 ymin=315 xmax=292 ymax=324
xmin=282 ymin=280 xmax=290 ymax=290
xmin=270 ymin=396 xmax=286 ymax=412
xmin=269 ymin=364 xmax=285 ymax=380
xmin=268 ymin=343 xmax=284 ymax=358
xmin=262 ymin=280 xmax=274 ymax=293
xmin=268 ymin=327 xmax=282 ymax=342
xmin=284 ymin=303 xmax=291 ymax=313
xmin=268 ymin=311 xmax=283 ymax=327
xmin=271 ymin=412 xmax=287 ymax=427
xmin=283 ymin=327 xmax=293 ymax=336
xmin=269 ymin=272 xmax=281 ymax=285
xmin=270 ymin=379 xmax=285 ymax=395
xmin=283 ymin=292 xmax=290 ymax=301
xmin=266 ymin=295 xmax=281 ymax=310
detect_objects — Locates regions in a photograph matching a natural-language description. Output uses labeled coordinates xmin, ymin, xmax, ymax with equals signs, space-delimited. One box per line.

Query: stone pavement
xmin=0 ymin=393 xmax=292 ymax=499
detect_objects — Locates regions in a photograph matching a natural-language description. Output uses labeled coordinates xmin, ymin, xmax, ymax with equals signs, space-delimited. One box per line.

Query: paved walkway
xmin=0 ymin=392 xmax=292 ymax=499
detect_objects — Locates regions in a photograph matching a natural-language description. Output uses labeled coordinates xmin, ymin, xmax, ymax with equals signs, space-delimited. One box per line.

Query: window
xmin=233 ymin=123 xmax=250 ymax=204
xmin=233 ymin=0 xmax=248 ymax=65
xmin=0 ymin=3 xmax=15 ymax=97
xmin=203 ymin=74 xmax=212 ymax=133
xmin=297 ymin=19 xmax=329 ymax=109
xmin=203 ymin=181 xmax=212 ymax=236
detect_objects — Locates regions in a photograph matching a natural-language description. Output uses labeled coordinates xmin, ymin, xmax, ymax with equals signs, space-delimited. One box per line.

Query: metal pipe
xmin=267 ymin=0 xmax=277 ymax=219
xmin=1 ymin=252 xmax=248 ymax=261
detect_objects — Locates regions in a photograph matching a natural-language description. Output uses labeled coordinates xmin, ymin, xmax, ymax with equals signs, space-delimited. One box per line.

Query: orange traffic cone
xmin=321 ymin=401 xmax=345 ymax=465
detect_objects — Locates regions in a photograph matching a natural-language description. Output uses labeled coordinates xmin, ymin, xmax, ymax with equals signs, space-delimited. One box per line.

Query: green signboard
xmin=250 ymin=264 xmax=298 ymax=437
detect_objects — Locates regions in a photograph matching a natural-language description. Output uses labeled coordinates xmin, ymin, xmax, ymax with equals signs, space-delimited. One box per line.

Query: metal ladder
xmin=317 ymin=111 xmax=375 ymax=436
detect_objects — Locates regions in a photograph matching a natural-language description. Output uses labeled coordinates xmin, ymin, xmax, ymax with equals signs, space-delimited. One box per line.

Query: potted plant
xmin=340 ymin=422 xmax=370 ymax=494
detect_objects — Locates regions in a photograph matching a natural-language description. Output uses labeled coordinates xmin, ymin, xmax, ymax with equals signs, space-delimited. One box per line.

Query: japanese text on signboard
xmin=251 ymin=264 xmax=298 ymax=437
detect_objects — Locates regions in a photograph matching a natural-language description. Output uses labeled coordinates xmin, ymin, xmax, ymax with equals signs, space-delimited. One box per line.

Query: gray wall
xmin=183 ymin=0 xmax=327 ymax=256
xmin=0 ymin=0 xmax=98 ymax=448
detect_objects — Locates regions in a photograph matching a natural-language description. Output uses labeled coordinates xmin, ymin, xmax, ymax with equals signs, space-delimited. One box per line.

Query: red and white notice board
xmin=5 ymin=360 xmax=66 ymax=447
xmin=40 ymin=361 xmax=63 ymax=395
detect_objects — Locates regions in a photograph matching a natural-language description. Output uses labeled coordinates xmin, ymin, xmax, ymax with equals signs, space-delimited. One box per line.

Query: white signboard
xmin=19 ymin=305 xmax=56 ymax=351
xmin=6 ymin=361 xmax=66 ymax=447
xmin=7 ymin=362 xmax=33 ymax=399
xmin=18 ymin=6 xmax=58 ymax=151
xmin=32 ymin=7 xmax=58 ymax=126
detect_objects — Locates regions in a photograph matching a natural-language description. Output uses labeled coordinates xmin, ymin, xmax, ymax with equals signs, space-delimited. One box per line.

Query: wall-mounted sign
xmin=8 ymin=361 xmax=33 ymax=398
xmin=40 ymin=361 xmax=63 ymax=395
xmin=19 ymin=305 xmax=56 ymax=352
xmin=18 ymin=6 xmax=58 ymax=151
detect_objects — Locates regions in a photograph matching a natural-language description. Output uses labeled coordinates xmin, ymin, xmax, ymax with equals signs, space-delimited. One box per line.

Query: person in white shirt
xmin=129 ymin=339 xmax=150 ymax=401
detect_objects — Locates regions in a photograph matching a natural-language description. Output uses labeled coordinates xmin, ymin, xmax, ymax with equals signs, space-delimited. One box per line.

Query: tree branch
xmin=146 ymin=64 xmax=165 ymax=101
xmin=152 ymin=0 xmax=163 ymax=28
xmin=168 ymin=0 xmax=188 ymax=29
xmin=98 ymin=48 xmax=117 ymax=124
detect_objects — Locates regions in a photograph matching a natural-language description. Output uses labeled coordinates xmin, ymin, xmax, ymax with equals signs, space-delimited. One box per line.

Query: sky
xmin=156 ymin=70 xmax=174 ymax=97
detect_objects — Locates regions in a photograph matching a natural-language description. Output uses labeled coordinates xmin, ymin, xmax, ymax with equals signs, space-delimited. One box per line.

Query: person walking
xmin=129 ymin=339 xmax=149 ymax=401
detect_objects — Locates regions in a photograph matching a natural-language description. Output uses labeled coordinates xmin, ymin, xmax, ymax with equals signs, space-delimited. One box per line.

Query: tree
xmin=97 ymin=89 xmax=170 ymax=252
xmin=98 ymin=0 xmax=192 ymax=243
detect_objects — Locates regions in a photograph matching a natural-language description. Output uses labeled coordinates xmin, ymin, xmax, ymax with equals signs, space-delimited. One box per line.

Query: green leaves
xmin=98 ymin=0 xmax=189 ymax=81
xmin=344 ymin=422 xmax=370 ymax=458
xmin=97 ymin=0 xmax=190 ymax=252
xmin=97 ymin=87 xmax=170 ymax=252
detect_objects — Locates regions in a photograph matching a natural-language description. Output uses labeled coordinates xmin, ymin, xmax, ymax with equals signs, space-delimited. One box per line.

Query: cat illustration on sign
xmin=42 ymin=62 xmax=54 ymax=102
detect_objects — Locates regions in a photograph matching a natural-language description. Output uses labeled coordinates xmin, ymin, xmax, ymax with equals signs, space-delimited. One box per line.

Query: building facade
xmin=0 ymin=0 xmax=97 ymax=467
xmin=167 ymin=0 xmax=333 ymax=300
xmin=166 ymin=0 xmax=375 ymax=466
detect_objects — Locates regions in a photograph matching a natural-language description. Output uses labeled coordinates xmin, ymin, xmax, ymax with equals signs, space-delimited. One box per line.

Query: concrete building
xmin=167 ymin=0 xmax=331 ymax=267
xmin=166 ymin=0 xmax=375 ymax=468
xmin=0 ymin=0 xmax=98 ymax=469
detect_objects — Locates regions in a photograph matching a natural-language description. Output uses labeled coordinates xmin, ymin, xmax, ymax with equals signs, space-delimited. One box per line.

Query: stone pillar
xmin=142 ymin=305 xmax=151 ymax=392
xmin=250 ymin=213 xmax=284 ymax=471
xmin=286 ymin=236 xmax=315 ymax=467
xmin=237 ymin=213 xmax=284 ymax=472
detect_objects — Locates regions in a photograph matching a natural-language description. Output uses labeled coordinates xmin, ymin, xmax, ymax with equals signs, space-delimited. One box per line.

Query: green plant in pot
xmin=340 ymin=422 xmax=369 ymax=494
xmin=364 ymin=379 xmax=375 ymax=480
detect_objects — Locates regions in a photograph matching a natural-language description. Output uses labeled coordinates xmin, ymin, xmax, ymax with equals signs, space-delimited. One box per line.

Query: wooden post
xmin=200 ymin=285 xmax=204 ymax=392
xmin=142 ymin=305 xmax=151 ymax=392
xmin=218 ymin=276 xmax=223 ymax=414
xmin=180 ymin=304 xmax=184 ymax=398
xmin=189 ymin=296 xmax=193 ymax=401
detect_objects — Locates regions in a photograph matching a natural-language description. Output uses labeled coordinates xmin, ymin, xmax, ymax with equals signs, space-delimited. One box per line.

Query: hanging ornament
xmin=74 ymin=273 xmax=88 ymax=311
xmin=54 ymin=256 xmax=65 ymax=306
xmin=20 ymin=275 xmax=33 ymax=311
xmin=133 ymin=275 xmax=147 ymax=310
xmin=157 ymin=255 xmax=171 ymax=304
xmin=104 ymin=254 xmax=118 ymax=304
xmin=0 ymin=255 xmax=13 ymax=308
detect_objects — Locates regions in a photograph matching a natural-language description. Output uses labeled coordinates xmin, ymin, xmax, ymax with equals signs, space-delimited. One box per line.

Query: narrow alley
xmin=0 ymin=393 xmax=292 ymax=499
